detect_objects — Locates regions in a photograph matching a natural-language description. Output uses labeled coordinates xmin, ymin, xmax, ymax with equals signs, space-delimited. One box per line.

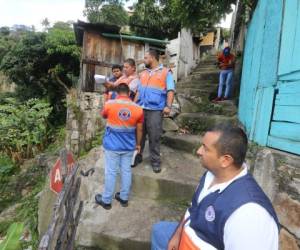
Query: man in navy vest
xmin=151 ymin=124 xmax=280 ymax=250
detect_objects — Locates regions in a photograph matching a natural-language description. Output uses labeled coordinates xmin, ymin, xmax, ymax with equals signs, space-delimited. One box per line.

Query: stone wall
xmin=250 ymin=148 xmax=300 ymax=249
xmin=65 ymin=91 xmax=104 ymax=156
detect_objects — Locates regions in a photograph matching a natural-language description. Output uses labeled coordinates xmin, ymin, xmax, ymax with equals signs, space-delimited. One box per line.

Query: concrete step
xmin=76 ymin=145 xmax=205 ymax=250
xmin=175 ymin=112 xmax=238 ymax=134
xmin=194 ymin=65 xmax=218 ymax=71
xmin=78 ymin=145 xmax=203 ymax=204
xmin=177 ymin=95 xmax=237 ymax=116
xmin=176 ymin=82 xmax=219 ymax=90
xmin=189 ymin=71 xmax=219 ymax=81
xmin=162 ymin=132 xmax=202 ymax=154
xmin=76 ymin=196 xmax=184 ymax=250
xmin=199 ymin=59 xmax=216 ymax=65
xmin=177 ymin=80 xmax=219 ymax=88
xmin=177 ymin=87 xmax=218 ymax=98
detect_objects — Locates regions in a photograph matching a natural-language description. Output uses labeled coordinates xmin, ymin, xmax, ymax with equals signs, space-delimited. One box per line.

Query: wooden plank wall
xmin=81 ymin=31 xmax=146 ymax=92
xmin=266 ymin=0 xmax=300 ymax=155
xmin=239 ymin=0 xmax=300 ymax=155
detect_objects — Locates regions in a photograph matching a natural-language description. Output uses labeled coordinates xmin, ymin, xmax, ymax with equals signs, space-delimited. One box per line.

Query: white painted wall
xmin=166 ymin=28 xmax=200 ymax=82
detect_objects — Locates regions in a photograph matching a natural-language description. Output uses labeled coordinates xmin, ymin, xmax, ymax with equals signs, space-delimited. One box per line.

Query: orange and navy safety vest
xmin=137 ymin=66 xmax=169 ymax=110
xmin=101 ymin=96 xmax=144 ymax=151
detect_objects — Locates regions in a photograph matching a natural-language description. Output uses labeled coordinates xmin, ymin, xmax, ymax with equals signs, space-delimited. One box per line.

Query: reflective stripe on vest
xmin=139 ymin=67 xmax=168 ymax=90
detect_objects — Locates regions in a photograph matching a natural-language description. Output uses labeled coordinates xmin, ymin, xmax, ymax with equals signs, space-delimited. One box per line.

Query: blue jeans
xmin=151 ymin=221 xmax=179 ymax=250
xmin=218 ymin=69 xmax=233 ymax=98
xmin=102 ymin=149 xmax=134 ymax=204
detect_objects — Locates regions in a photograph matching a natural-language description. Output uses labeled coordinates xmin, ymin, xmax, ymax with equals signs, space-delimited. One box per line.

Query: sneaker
xmin=212 ymin=97 xmax=222 ymax=103
xmin=95 ymin=194 xmax=112 ymax=210
xmin=114 ymin=192 xmax=128 ymax=207
xmin=152 ymin=165 xmax=161 ymax=173
xmin=131 ymin=153 xmax=143 ymax=168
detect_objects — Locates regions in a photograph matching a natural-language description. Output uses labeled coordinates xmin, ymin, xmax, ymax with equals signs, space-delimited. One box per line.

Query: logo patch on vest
xmin=118 ymin=108 xmax=131 ymax=121
xmin=205 ymin=205 xmax=215 ymax=222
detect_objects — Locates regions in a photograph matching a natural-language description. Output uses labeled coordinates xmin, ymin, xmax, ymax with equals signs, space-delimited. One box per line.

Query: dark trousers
xmin=141 ymin=109 xmax=163 ymax=167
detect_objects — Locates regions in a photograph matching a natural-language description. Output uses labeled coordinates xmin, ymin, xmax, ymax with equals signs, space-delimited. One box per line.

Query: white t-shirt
xmin=184 ymin=165 xmax=279 ymax=250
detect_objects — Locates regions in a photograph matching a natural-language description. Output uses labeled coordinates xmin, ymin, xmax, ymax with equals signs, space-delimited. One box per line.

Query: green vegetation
xmin=0 ymin=127 xmax=65 ymax=248
xmin=0 ymin=98 xmax=52 ymax=163
xmin=129 ymin=0 xmax=235 ymax=39
xmin=84 ymin=0 xmax=129 ymax=26
xmin=83 ymin=0 xmax=236 ymax=39
xmin=0 ymin=223 xmax=24 ymax=250
xmin=0 ymin=22 xmax=80 ymax=125
xmin=129 ymin=0 xmax=180 ymax=39
xmin=0 ymin=161 xmax=47 ymax=249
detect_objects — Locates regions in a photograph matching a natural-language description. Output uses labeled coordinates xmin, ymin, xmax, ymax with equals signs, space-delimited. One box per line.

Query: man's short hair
xmin=116 ymin=83 xmax=130 ymax=94
xmin=124 ymin=58 xmax=136 ymax=67
xmin=112 ymin=64 xmax=122 ymax=71
xmin=207 ymin=123 xmax=248 ymax=166
xmin=148 ymin=49 xmax=159 ymax=61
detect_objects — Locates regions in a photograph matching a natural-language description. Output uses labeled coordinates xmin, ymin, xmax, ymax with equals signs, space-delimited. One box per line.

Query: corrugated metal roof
xmin=73 ymin=20 xmax=168 ymax=47
xmin=101 ymin=33 xmax=169 ymax=46
xmin=73 ymin=20 xmax=121 ymax=46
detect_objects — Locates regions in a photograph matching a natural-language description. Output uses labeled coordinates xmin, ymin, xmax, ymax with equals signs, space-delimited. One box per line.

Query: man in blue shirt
xmin=134 ymin=50 xmax=175 ymax=173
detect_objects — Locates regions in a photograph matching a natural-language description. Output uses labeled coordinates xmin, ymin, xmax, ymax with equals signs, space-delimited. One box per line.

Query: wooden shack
xmin=73 ymin=21 xmax=169 ymax=92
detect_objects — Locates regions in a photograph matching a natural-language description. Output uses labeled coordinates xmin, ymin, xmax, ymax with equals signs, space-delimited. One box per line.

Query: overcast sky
xmin=0 ymin=0 xmax=233 ymax=31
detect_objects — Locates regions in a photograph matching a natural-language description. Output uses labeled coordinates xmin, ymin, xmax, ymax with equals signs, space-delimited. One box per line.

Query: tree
xmin=0 ymin=27 xmax=18 ymax=64
xmin=0 ymin=22 xmax=80 ymax=125
xmin=129 ymin=0 xmax=180 ymax=39
xmin=129 ymin=0 xmax=235 ymax=39
xmin=84 ymin=0 xmax=129 ymax=26
xmin=0 ymin=27 xmax=10 ymax=36
xmin=172 ymin=0 xmax=235 ymax=33
xmin=41 ymin=18 xmax=50 ymax=31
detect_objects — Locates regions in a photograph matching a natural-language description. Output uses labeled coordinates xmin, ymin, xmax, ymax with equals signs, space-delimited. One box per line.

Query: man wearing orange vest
xmin=95 ymin=83 xmax=144 ymax=209
xmin=105 ymin=58 xmax=140 ymax=101
xmin=151 ymin=124 xmax=279 ymax=250
xmin=134 ymin=50 xmax=175 ymax=173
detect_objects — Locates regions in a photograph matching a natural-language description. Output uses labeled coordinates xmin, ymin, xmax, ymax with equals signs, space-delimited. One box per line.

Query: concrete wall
xmin=249 ymin=147 xmax=300 ymax=249
xmin=166 ymin=28 xmax=200 ymax=82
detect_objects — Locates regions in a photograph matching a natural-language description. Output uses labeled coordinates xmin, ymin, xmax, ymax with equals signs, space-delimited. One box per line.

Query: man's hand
xmin=163 ymin=106 xmax=171 ymax=116
xmin=136 ymin=145 xmax=141 ymax=153
xmin=167 ymin=233 xmax=180 ymax=250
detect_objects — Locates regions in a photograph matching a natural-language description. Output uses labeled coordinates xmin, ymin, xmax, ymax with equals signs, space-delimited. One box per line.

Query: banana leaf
xmin=0 ymin=222 xmax=24 ymax=250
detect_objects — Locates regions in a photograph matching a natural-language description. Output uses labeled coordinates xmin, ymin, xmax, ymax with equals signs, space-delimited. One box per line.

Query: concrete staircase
xmin=163 ymin=54 xmax=238 ymax=150
xmin=76 ymin=145 xmax=204 ymax=250
xmin=75 ymin=55 xmax=238 ymax=250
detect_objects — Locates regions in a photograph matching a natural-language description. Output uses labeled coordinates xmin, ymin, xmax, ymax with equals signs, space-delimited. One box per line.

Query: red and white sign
xmin=50 ymin=152 xmax=75 ymax=194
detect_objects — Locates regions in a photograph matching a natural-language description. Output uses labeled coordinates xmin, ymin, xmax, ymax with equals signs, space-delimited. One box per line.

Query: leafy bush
xmin=0 ymin=98 xmax=52 ymax=162
xmin=0 ymin=154 xmax=15 ymax=176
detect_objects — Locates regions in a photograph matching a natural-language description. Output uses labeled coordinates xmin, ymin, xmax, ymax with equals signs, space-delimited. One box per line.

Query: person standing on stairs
xmin=151 ymin=124 xmax=279 ymax=250
xmin=133 ymin=49 xmax=175 ymax=173
xmin=95 ymin=83 xmax=144 ymax=210
xmin=212 ymin=47 xmax=235 ymax=102
xmin=105 ymin=58 xmax=140 ymax=101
